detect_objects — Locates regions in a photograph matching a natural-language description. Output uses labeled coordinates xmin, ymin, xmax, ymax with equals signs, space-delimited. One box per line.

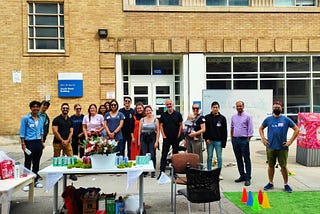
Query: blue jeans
xmin=231 ymin=137 xmax=251 ymax=180
xmin=206 ymin=141 xmax=222 ymax=170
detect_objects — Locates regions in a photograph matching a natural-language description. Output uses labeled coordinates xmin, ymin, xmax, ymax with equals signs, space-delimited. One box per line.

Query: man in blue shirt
xmin=259 ymin=101 xmax=299 ymax=193
xmin=20 ymin=100 xmax=44 ymax=191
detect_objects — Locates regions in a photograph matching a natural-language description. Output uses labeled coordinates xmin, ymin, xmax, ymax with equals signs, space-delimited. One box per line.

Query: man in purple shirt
xmin=230 ymin=101 xmax=253 ymax=186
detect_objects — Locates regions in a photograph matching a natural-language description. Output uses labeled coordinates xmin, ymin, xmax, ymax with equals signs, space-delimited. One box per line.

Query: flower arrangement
xmin=80 ymin=136 xmax=117 ymax=156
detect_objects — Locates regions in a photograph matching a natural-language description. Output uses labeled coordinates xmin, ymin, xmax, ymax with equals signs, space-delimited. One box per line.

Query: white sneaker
xmin=219 ymin=175 xmax=224 ymax=180
xmin=23 ymin=185 xmax=29 ymax=192
xmin=35 ymin=182 xmax=43 ymax=188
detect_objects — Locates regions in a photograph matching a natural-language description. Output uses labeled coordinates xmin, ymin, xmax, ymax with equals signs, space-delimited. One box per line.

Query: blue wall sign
xmin=153 ymin=68 xmax=162 ymax=75
xmin=58 ymin=73 xmax=83 ymax=97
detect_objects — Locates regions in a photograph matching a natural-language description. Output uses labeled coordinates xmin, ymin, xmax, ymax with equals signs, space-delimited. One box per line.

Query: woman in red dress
xmin=130 ymin=102 xmax=144 ymax=160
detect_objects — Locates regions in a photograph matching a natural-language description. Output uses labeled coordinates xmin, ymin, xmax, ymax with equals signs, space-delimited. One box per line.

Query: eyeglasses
xmin=124 ymin=100 xmax=131 ymax=103
xmin=192 ymin=107 xmax=199 ymax=110
xmin=62 ymin=107 xmax=69 ymax=110
xmin=111 ymin=104 xmax=117 ymax=107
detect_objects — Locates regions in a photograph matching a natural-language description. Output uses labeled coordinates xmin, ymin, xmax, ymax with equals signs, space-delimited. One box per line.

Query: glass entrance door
xmin=131 ymin=82 xmax=173 ymax=117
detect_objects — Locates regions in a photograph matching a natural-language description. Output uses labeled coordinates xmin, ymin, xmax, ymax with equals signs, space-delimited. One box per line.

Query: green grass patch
xmin=224 ymin=191 xmax=320 ymax=214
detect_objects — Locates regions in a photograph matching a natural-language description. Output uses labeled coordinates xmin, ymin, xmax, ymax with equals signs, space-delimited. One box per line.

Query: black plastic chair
xmin=169 ymin=153 xmax=200 ymax=213
xmin=177 ymin=167 xmax=222 ymax=214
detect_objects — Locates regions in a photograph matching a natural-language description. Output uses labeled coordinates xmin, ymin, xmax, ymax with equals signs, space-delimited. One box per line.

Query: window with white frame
xmin=274 ymin=0 xmax=315 ymax=6
xmin=28 ymin=3 xmax=64 ymax=52
xmin=206 ymin=0 xmax=249 ymax=6
xmin=136 ymin=0 xmax=180 ymax=6
xmin=206 ymin=55 xmax=320 ymax=122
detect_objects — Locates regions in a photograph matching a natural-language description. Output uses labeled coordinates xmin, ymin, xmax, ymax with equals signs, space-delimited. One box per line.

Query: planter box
xmin=296 ymin=146 xmax=320 ymax=167
xmin=90 ymin=153 xmax=117 ymax=169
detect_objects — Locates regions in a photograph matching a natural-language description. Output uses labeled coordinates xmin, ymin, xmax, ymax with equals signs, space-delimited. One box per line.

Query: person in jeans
xmin=138 ymin=105 xmax=160 ymax=178
xmin=203 ymin=101 xmax=227 ymax=177
xmin=259 ymin=101 xmax=299 ymax=193
xmin=19 ymin=100 xmax=44 ymax=191
xmin=158 ymin=99 xmax=183 ymax=179
xmin=230 ymin=101 xmax=253 ymax=186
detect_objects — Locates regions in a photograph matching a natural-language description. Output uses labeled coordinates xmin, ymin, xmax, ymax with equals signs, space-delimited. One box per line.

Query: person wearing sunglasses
xmin=104 ymin=100 xmax=125 ymax=155
xmin=119 ymin=97 xmax=135 ymax=159
xmin=70 ymin=104 xmax=84 ymax=157
xmin=184 ymin=104 xmax=206 ymax=164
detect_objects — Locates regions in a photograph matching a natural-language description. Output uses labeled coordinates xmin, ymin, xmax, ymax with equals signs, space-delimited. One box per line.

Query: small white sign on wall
xmin=12 ymin=70 xmax=22 ymax=83
xmin=106 ymin=91 xmax=115 ymax=99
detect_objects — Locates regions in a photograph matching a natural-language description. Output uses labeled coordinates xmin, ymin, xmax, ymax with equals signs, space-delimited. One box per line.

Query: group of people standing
xmin=19 ymin=97 xmax=299 ymax=193
xmin=19 ymin=97 xmax=162 ymax=191
xmin=181 ymin=100 xmax=299 ymax=193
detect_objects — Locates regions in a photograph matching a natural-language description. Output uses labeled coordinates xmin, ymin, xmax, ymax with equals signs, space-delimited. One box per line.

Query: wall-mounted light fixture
xmin=98 ymin=29 xmax=108 ymax=38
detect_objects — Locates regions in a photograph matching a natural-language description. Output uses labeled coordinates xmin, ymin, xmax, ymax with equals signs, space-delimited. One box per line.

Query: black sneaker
xmin=234 ymin=177 xmax=246 ymax=183
xmin=69 ymin=174 xmax=78 ymax=181
xmin=244 ymin=180 xmax=251 ymax=186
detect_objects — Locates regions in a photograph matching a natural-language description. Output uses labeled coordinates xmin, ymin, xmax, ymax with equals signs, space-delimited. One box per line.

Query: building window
xmin=206 ymin=0 xmax=249 ymax=6
xmin=28 ymin=3 xmax=64 ymax=52
xmin=136 ymin=0 xmax=180 ymax=5
xmin=206 ymin=55 xmax=320 ymax=122
xmin=274 ymin=0 xmax=315 ymax=6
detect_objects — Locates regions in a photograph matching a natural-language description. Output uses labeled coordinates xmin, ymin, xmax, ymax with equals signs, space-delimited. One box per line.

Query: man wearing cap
xmin=259 ymin=101 xmax=299 ymax=193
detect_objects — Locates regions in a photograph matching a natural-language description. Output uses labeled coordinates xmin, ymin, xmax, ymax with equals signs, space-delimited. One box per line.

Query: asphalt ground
xmin=1 ymin=135 xmax=320 ymax=214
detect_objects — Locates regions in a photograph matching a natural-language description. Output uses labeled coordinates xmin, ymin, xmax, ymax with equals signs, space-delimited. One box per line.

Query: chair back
xmin=171 ymin=153 xmax=199 ymax=174
xmin=186 ymin=167 xmax=221 ymax=203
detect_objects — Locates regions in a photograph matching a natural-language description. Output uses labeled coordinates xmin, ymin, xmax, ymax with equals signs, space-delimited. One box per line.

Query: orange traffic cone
xmin=241 ymin=187 xmax=248 ymax=203
xmin=258 ymin=189 xmax=263 ymax=205
xmin=261 ymin=192 xmax=271 ymax=208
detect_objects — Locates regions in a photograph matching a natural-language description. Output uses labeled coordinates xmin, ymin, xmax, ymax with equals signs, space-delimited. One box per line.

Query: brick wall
xmin=1 ymin=0 xmax=320 ymax=134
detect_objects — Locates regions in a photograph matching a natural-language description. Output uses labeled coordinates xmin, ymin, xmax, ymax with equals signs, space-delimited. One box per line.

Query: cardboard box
xmin=82 ymin=197 xmax=99 ymax=214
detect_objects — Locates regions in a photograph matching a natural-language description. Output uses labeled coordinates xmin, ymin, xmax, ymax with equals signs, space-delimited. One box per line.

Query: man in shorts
xmin=259 ymin=101 xmax=299 ymax=193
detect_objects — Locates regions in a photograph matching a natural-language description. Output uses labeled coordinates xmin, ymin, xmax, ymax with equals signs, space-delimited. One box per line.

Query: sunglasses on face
xmin=124 ymin=100 xmax=131 ymax=103
xmin=192 ymin=107 xmax=199 ymax=110
xmin=111 ymin=104 xmax=117 ymax=107
xmin=62 ymin=107 xmax=69 ymax=110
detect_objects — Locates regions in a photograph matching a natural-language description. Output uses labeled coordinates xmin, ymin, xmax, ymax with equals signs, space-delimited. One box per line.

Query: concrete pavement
xmin=1 ymin=135 xmax=320 ymax=213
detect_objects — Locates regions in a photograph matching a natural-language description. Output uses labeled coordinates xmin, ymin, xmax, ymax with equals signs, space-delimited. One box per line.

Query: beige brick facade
xmin=1 ymin=0 xmax=320 ymax=134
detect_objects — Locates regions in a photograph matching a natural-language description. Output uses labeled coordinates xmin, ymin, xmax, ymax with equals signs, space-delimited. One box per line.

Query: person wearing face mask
xmin=259 ymin=101 xmax=299 ymax=193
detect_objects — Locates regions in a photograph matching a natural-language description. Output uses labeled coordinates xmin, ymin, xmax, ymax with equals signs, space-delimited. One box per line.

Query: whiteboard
xmin=202 ymin=90 xmax=273 ymax=138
